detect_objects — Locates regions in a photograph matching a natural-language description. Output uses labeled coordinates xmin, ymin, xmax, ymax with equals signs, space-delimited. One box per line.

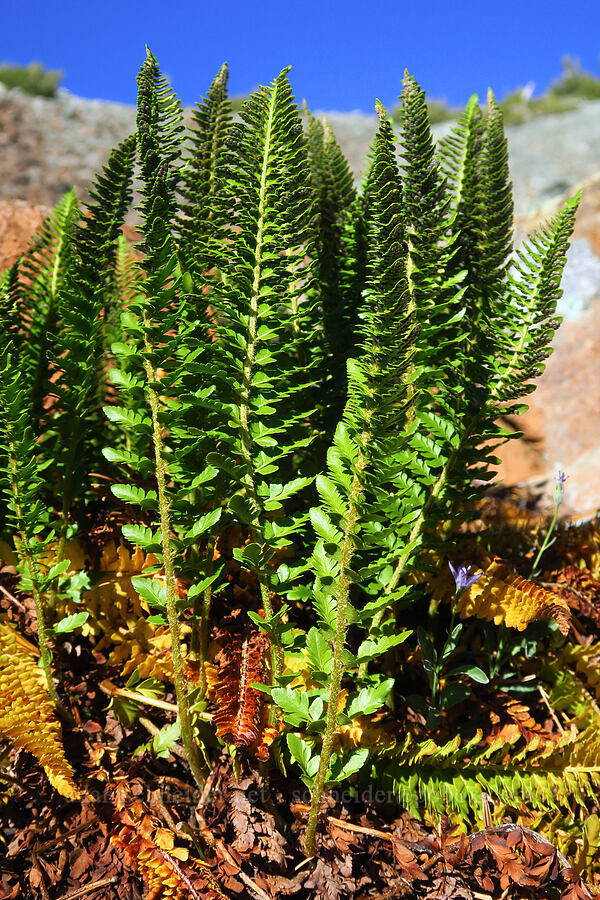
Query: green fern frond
xmin=136 ymin=47 xmax=184 ymax=239
xmin=178 ymin=61 xmax=231 ymax=281
xmin=47 ymin=136 xmax=136 ymax=548
xmin=346 ymin=102 xmax=417 ymax=441
xmin=208 ymin=68 xmax=317 ymax=555
xmin=394 ymin=73 xmax=464 ymax=398
xmin=305 ymin=109 xmax=366 ymax=431
xmin=492 ymin=191 xmax=580 ymax=410
xmin=13 ymin=190 xmax=79 ymax=422
xmin=304 ymin=104 xmax=420 ymax=849
xmin=480 ymin=89 xmax=514 ymax=284
xmin=376 ymin=727 xmax=600 ymax=820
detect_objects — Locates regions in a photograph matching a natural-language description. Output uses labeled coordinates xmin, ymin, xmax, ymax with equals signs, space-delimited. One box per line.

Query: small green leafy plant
xmin=0 ymin=51 xmax=583 ymax=861
xmin=0 ymin=61 xmax=64 ymax=97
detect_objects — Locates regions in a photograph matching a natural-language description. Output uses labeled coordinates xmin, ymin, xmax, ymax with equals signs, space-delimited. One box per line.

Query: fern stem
xmin=19 ymin=544 xmax=59 ymax=707
xmin=304 ymin=468 xmax=363 ymax=857
xmin=191 ymin=528 xmax=216 ymax=687
xmin=55 ymin=415 xmax=81 ymax=566
xmin=5 ymin=447 xmax=59 ymax=706
xmin=142 ymin=326 xmax=207 ymax=790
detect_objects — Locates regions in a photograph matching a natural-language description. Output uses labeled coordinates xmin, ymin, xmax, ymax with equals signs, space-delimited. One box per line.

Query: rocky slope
xmin=2 ymin=82 xmax=600 ymax=216
xmin=1 ymin=83 xmax=600 ymax=514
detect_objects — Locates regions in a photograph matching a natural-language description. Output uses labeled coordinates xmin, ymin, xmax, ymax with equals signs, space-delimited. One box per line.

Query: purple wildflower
xmin=554 ymin=470 xmax=567 ymax=505
xmin=448 ymin=561 xmax=483 ymax=597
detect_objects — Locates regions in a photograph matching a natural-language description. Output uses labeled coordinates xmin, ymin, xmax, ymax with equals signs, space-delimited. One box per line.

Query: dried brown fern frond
xmin=110 ymin=782 xmax=228 ymax=900
xmin=456 ymin=558 xmax=571 ymax=634
xmin=212 ymin=628 xmax=270 ymax=753
xmin=0 ymin=619 xmax=80 ymax=799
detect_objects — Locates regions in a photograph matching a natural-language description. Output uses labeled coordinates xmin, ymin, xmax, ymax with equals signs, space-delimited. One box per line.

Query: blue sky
xmin=3 ymin=0 xmax=600 ymax=113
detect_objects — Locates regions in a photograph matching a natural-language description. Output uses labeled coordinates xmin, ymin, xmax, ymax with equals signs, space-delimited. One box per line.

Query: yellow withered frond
xmin=456 ymin=559 xmax=570 ymax=634
xmin=0 ymin=619 xmax=80 ymax=799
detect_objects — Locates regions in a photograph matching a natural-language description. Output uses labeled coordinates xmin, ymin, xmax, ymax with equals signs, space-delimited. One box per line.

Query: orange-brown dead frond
xmin=0 ymin=619 xmax=80 ymax=799
xmin=212 ymin=629 xmax=269 ymax=751
xmin=110 ymin=783 xmax=228 ymax=899
xmin=456 ymin=558 xmax=570 ymax=635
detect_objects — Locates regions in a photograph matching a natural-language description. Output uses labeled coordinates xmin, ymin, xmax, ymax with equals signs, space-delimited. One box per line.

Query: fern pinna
xmin=0 ymin=51 xmax=583 ymax=867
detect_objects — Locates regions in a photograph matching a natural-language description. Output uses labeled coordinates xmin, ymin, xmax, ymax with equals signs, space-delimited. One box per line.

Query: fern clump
xmin=0 ymin=51 xmax=589 ymax=881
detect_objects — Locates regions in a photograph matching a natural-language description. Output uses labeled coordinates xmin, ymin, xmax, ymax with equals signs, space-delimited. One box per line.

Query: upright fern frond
xmin=106 ymin=51 xmax=205 ymax=790
xmin=178 ymin=61 xmax=231 ymax=282
xmin=14 ymin=190 xmax=79 ymax=424
xmin=207 ymin=69 xmax=317 ymax=653
xmin=491 ymin=192 xmax=580 ymax=412
xmin=136 ymin=47 xmax=184 ymax=238
xmin=438 ymin=95 xmax=485 ymax=332
xmin=0 ymin=348 xmax=57 ymax=701
xmin=49 ymin=136 xmax=136 ymax=556
xmin=304 ymin=102 xmax=418 ymax=854
xmin=438 ymin=90 xmax=513 ymax=384
xmin=480 ymin=89 xmax=514 ymax=289
xmin=305 ymin=109 xmax=366 ymax=431
xmin=394 ymin=72 xmax=465 ymax=436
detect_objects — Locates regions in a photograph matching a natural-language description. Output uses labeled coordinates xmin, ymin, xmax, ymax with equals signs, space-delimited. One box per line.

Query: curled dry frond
xmin=212 ymin=629 xmax=271 ymax=753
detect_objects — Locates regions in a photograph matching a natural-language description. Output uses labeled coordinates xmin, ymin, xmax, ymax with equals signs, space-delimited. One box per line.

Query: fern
xmin=0 ymin=344 xmax=58 ymax=701
xmin=0 ymin=55 xmax=585 ymax=866
xmin=305 ymin=109 xmax=366 ymax=431
xmin=48 ymin=135 xmax=135 ymax=558
xmin=302 ymin=102 xmax=419 ymax=853
xmin=201 ymin=68 xmax=318 ymax=675
xmin=10 ymin=190 xmax=79 ymax=427
xmin=178 ymin=61 xmax=231 ymax=283
xmin=376 ymin=728 xmax=600 ymax=820
xmin=106 ymin=49 xmax=206 ymax=789
xmin=0 ymin=619 xmax=80 ymax=797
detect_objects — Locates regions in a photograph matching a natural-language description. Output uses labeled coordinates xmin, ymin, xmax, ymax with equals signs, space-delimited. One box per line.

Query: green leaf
xmin=151 ymin=721 xmax=181 ymax=758
xmin=440 ymin=682 xmax=471 ymax=710
xmin=328 ymin=748 xmax=369 ymax=782
xmin=228 ymin=493 xmax=257 ymax=525
xmin=271 ymin=687 xmax=310 ymax=726
xmin=306 ymin=627 xmax=333 ymax=675
xmin=47 ymin=559 xmax=71 ymax=580
xmin=131 ymin=576 xmax=168 ymax=608
xmin=54 ymin=611 xmax=89 ymax=633
xmin=316 ymin=474 xmax=348 ymax=517
xmin=232 ymin=542 xmax=265 ymax=572
xmin=287 ymin=733 xmax=319 ymax=779
xmin=347 ymin=679 xmax=394 ymax=717
xmin=186 ymin=507 xmax=222 ymax=540
xmin=446 ymin=664 xmax=489 ymax=684
xmin=122 ymin=524 xmax=162 ymax=552
xmin=355 ymin=630 xmax=411 ymax=663
xmin=417 ymin=627 xmax=437 ymax=673
xmin=111 ymin=483 xmax=157 ymax=509
xmin=310 ymin=507 xmax=341 ymax=544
